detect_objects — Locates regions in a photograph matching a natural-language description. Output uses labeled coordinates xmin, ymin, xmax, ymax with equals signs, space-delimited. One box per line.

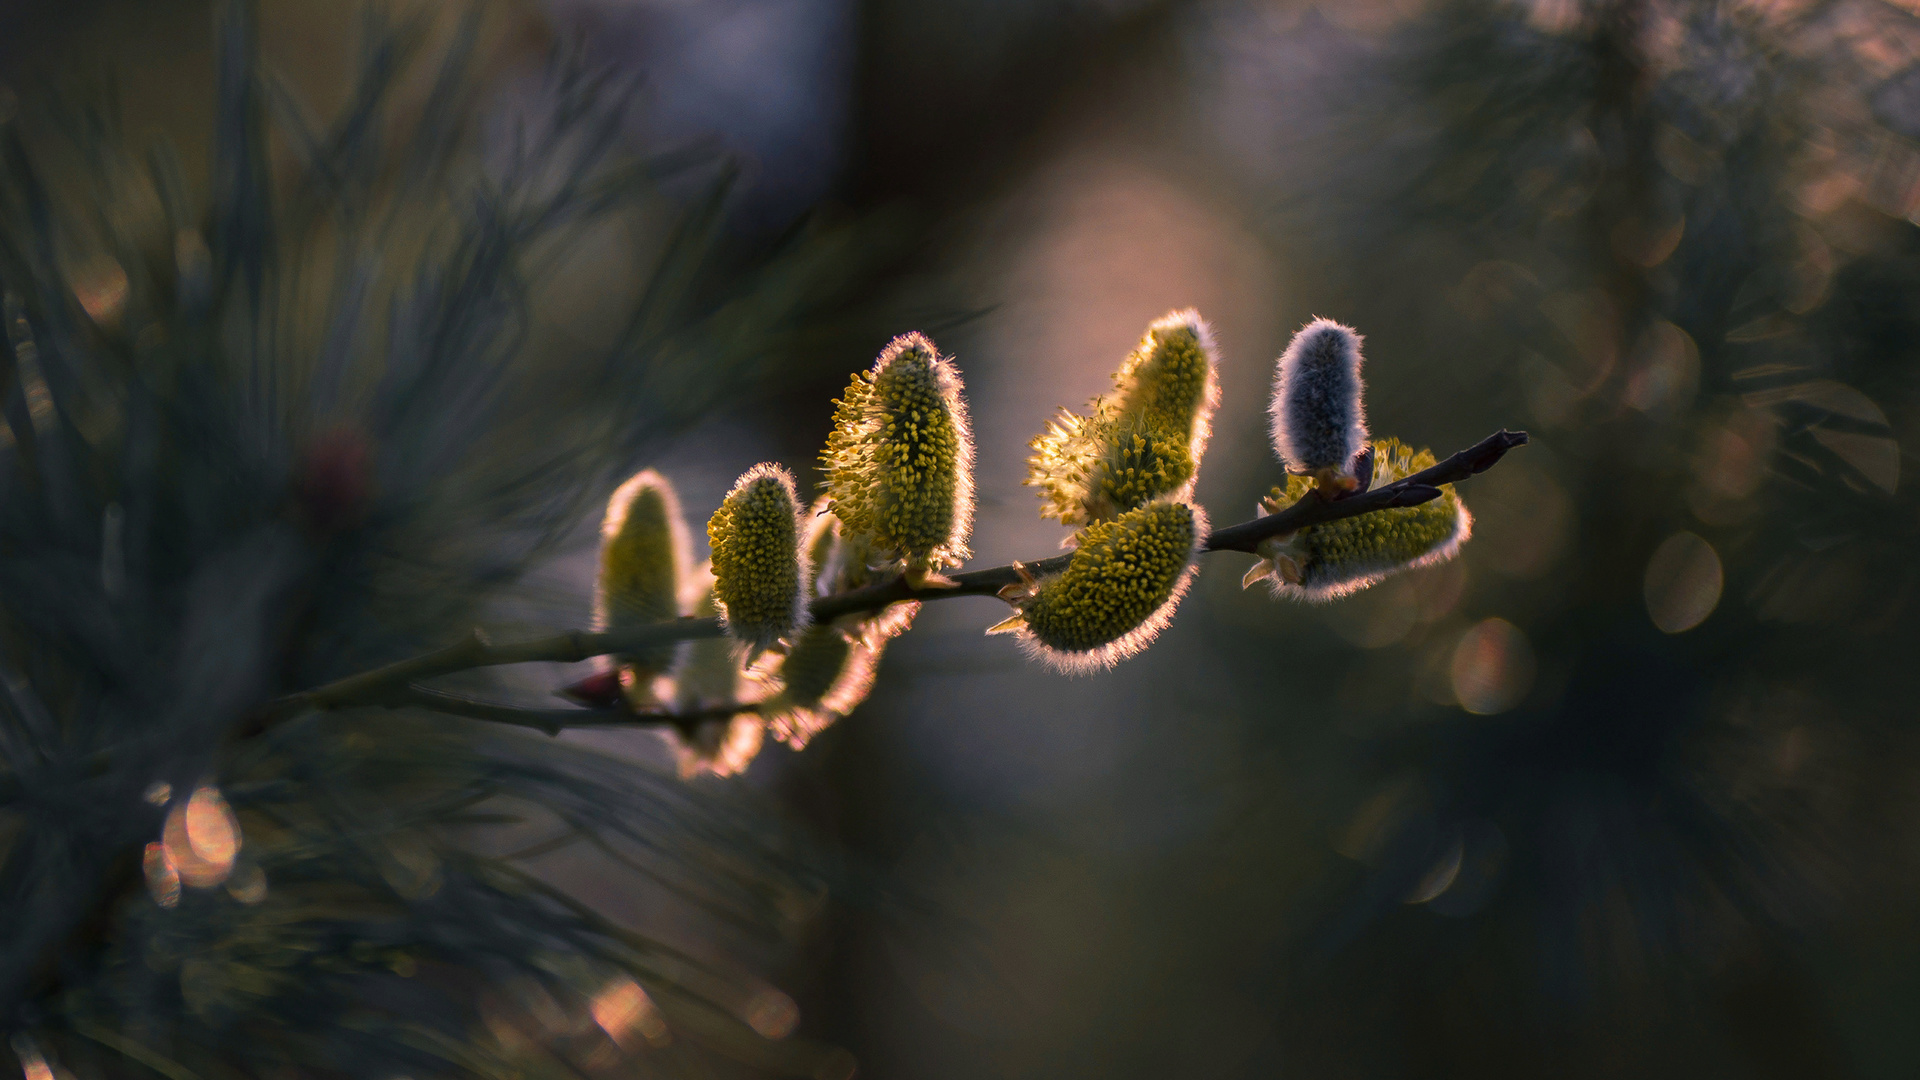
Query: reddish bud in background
xmin=560 ymin=669 xmax=625 ymax=709
xmin=294 ymin=427 xmax=373 ymax=535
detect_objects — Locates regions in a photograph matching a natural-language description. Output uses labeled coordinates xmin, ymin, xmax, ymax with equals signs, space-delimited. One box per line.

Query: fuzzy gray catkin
xmin=1271 ymin=318 xmax=1368 ymax=486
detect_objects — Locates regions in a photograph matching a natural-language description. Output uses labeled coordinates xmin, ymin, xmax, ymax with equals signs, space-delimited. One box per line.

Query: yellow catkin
xmin=1256 ymin=438 xmax=1472 ymax=601
xmin=596 ymin=470 xmax=691 ymax=686
xmin=1028 ymin=310 xmax=1219 ymax=525
xmin=1013 ymin=500 xmax=1206 ymax=671
xmin=707 ymin=464 xmax=810 ymax=649
xmin=822 ymin=333 xmax=973 ymax=572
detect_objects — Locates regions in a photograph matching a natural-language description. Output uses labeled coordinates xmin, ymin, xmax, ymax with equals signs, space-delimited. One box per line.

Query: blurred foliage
xmin=0 ymin=3 xmax=894 ymax=1076
xmin=1204 ymin=0 xmax=1920 ymax=1074
xmin=749 ymin=2 xmax=1920 ymax=1079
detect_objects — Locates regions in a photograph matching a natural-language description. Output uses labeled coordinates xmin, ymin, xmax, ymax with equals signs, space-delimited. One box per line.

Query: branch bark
xmin=1201 ymin=429 xmax=1529 ymax=553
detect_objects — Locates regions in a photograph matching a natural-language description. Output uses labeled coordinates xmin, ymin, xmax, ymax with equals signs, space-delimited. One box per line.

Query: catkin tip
xmin=595 ymin=468 xmax=695 ymax=684
xmin=822 ymin=333 xmax=975 ymax=570
xmin=1028 ymin=309 xmax=1221 ymax=525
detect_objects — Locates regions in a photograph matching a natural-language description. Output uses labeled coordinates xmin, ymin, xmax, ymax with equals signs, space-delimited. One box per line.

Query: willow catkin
xmin=822 ymin=332 xmax=974 ymax=574
xmin=595 ymin=469 xmax=691 ymax=686
xmin=1246 ymin=438 xmax=1472 ymax=601
xmin=1028 ymin=309 xmax=1219 ymax=525
xmin=1271 ymin=318 xmax=1368 ymax=488
xmin=993 ymin=500 xmax=1206 ymax=672
xmin=707 ymin=464 xmax=810 ymax=650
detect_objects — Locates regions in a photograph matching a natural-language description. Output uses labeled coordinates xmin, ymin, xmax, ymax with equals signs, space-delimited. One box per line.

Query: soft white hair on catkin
xmin=1146 ymin=307 xmax=1222 ymax=503
xmin=1270 ymin=318 xmax=1368 ymax=475
xmin=1263 ymin=498 xmax=1473 ymax=603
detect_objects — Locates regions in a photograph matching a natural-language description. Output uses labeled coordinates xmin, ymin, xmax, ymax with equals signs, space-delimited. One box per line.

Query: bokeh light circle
xmin=1644 ymin=531 xmax=1723 ymax=633
xmin=1449 ymin=618 xmax=1536 ymax=715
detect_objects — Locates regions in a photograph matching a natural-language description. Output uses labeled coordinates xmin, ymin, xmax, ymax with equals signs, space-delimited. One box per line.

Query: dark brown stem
xmin=1201 ymin=429 xmax=1530 ymax=553
xmin=807 ymin=554 xmax=1074 ymax=623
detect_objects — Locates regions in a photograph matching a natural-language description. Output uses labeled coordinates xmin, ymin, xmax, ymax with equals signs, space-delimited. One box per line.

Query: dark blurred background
xmin=9 ymin=0 xmax=1919 ymax=1077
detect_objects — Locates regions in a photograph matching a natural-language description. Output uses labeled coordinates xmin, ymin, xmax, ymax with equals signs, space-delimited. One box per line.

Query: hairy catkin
xmin=707 ymin=464 xmax=810 ymax=649
xmin=1271 ymin=318 xmax=1367 ymax=479
xmin=1255 ymin=438 xmax=1471 ymax=601
xmin=1008 ymin=500 xmax=1206 ymax=672
xmin=1028 ymin=310 xmax=1219 ymax=524
xmin=823 ymin=333 xmax=974 ymax=571
xmin=596 ymin=470 xmax=690 ymax=678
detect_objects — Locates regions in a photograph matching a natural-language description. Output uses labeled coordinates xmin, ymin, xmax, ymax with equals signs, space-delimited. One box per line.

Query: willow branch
xmin=1202 ymin=429 xmax=1530 ymax=553
xmin=807 ymin=553 xmax=1073 ymax=623
xmin=264 ymin=428 xmax=1527 ymax=724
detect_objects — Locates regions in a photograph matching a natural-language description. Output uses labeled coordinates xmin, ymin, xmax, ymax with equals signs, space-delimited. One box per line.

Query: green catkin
xmin=1028 ymin=309 xmax=1220 ymax=525
xmin=1003 ymin=500 xmax=1207 ymax=671
xmin=707 ymin=464 xmax=810 ymax=649
xmin=596 ymin=470 xmax=691 ymax=702
xmin=822 ymin=333 xmax=974 ymax=573
xmin=1251 ymin=438 xmax=1473 ymax=601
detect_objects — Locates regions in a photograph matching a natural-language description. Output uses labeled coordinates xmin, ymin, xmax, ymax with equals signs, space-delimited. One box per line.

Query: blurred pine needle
xmin=0 ymin=3 xmax=878 ymax=1076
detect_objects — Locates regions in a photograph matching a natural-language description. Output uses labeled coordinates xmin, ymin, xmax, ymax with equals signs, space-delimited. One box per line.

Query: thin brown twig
xmin=1201 ymin=429 xmax=1530 ymax=553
